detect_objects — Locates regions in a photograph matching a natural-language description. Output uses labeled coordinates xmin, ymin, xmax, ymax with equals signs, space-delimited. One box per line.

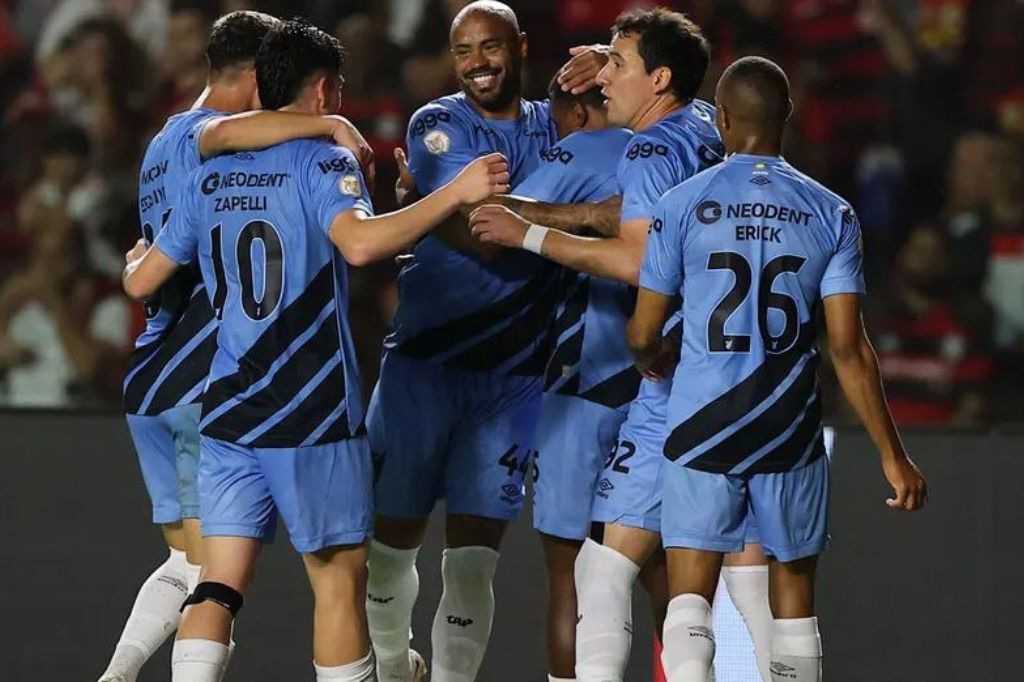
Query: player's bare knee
xmin=446 ymin=513 xmax=506 ymax=549
xmin=161 ymin=521 xmax=187 ymax=552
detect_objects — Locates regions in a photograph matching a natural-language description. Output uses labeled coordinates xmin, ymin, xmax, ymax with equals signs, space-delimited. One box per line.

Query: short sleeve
xmin=639 ymin=193 xmax=686 ymax=296
xmin=618 ymin=134 xmax=690 ymax=222
xmin=306 ymin=145 xmax=374 ymax=233
xmin=154 ymin=183 xmax=199 ymax=264
xmin=406 ymin=106 xmax=477 ymax=195
xmin=820 ymin=206 xmax=866 ymax=297
xmin=181 ymin=111 xmax=217 ymax=166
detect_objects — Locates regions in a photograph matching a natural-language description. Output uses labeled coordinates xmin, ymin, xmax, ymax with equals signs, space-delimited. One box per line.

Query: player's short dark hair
xmin=255 ymin=19 xmax=344 ymax=111
xmin=547 ymin=75 xmax=605 ymax=112
xmin=206 ymin=10 xmax=279 ymax=73
xmin=721 ymin=56 xmax=791 ymax=125
xmin=612 ymin=8 xmax=709 ymax=102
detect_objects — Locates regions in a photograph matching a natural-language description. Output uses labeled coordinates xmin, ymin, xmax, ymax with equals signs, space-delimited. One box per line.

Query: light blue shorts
xmin=661 ymin=454 xmax=830 ymax=562
xmin=532 ymin=392 xmax=628 ymax=540
xmin=368 ymin=351 xmax=541 ymax=520
xmin=591 ymin=377 xmax=668 ymax=533
xmin=199 ymin=435 xmax=373 ymax=554
xmin=593 ymin=377 xmax=760 ymax=545
xmin=126 ymin=403 xmax=202 ymax=524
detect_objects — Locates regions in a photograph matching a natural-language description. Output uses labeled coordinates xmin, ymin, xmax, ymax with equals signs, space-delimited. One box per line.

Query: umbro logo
xmin=367 ymin=593 xmax=394 ymax=605
xmin=749 ymin=175 xmax=771 ymax=185
xmin=446 ymin=615 xmax=474 ymax=627
xmin=688 ymin=626 xmax=714 ymax=642
xmin=502 ymin=484 xmax=520 ymax=498
xmin=771 ymin=661 xmax=797 ymax=679
xmin=598 ymin=479 xmax=614 ymax=492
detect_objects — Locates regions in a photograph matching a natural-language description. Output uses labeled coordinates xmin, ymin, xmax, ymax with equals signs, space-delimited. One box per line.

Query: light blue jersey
xmin=124 ymin=108 xmax=219 ymax=415
xmin=385 ymin=93 xmax=561 ymax=375
xmin=590 ymin=101 xmax=727 ymax=534
xmin=510 ymin=126 xmax=634 ymax=541
xmin=156 ymin=139 xmax=373 ymax=448
xmin=513 ymin=127 xmax=638 ymax=407
xmin=641 ymin=154 xmax=865 ymax=475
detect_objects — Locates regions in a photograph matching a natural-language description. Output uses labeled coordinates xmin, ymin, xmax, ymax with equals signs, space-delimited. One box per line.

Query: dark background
xmin=4 ymin=411 xmax=1020 ymax=681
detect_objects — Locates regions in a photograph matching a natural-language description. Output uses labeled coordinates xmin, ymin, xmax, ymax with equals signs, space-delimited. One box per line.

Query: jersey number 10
xmin=707 ymin=251 xmax=807 ymax=354
xmin=209 ymin=220 xmax=285 ymax=321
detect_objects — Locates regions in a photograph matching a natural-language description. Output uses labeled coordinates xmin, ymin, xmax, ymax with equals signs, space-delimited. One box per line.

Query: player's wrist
xmin=522 ymin=224 xmax=548 ymax=254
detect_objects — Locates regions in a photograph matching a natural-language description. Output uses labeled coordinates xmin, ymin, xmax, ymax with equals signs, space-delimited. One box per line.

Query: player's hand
xmin=557 ymin=44 xmax=610 ymax=94
xmin=636 ymin=336 xmax=679 ymax=381
xmin=327 ymin=115 xmax=376 ymax=193
xmin=452 ymin=153 xmax=510 ymax=205
xmin=469 ymin=204 xmax=530 ymax=249
xmin=394 ymin=147 xmax=417 ymax=207
xmin=126 ymin=238 xmax=147 ymax=264
xmin=882 ymin=453 xmax=928 ymax=511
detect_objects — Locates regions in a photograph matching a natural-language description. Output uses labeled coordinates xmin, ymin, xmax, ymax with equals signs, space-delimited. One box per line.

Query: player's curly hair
xmin=612 ymin=8 xmax=710 ymax=103
xmin=255 ymin=19 xmax=345 ymax=111
xmin=207 ymin=10 xmax=279 ymax=73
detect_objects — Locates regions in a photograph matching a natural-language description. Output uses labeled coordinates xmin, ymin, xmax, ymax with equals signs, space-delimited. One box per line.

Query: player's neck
xmin=630 ymin=95 xmax=685 ymax=133
xmin=727 ymin=134 xmax=783 ymax=158
xmin=467 ymin=95 xmax=521 ymax=121
xmin=193 ymin=84 xmax=248 ymax=115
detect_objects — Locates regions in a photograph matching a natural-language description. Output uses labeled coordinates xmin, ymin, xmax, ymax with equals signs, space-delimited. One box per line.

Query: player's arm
xmin=627 ymin=288 xmax=675 ymax=380
xmin=627 ymin=196 xmax=684 ymax=379
xmin=495 ymin=194 xmax=623 ymax=236
xmin=822 ymin=206 xmax=926 ymax=511
xmin=122 ymin=241 xmax=182 ymax=301
xmin=824 ymin=294 xmax=927 ymax=511
xmin=470 ymin=205 xmax=648 ymax=285
xmin=124 ymin=189 xmax=199 ymax=300
xmin=199 ymin=113 xmax=375 ymax=185
xmin=330 ymin=153 xmax=509 ymax=266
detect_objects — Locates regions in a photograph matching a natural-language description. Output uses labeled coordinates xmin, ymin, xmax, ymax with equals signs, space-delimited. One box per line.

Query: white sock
xmin=185 ymin=560 xmax=203 ymax=594
xmin=721 ymin=566 xmax=772 ymax=681
xmin=771 ymin=617 xmax=821 ymax=681
xmin=574 ymin=539 xmax=641 ymax=682
xmin=171 ymin=639 xmax=230 ymax=682
xmin=661 ymin=594 xmax=715 ymax=682
xmin=549 ymin=676 xmax=576 ymax=681
xmin=315 ymin=651 xmax=377 ymax=681
xmin=430 ymin=546 xmax=500 ymax=682
xmin=100 ymin=548 xmax=191 ymax=681
xmin=367 ymin=541 xmax=420 ymax=681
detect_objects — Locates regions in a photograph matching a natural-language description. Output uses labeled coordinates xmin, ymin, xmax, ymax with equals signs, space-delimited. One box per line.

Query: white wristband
xmin=522 ymin=224 xmax=549 ymax=254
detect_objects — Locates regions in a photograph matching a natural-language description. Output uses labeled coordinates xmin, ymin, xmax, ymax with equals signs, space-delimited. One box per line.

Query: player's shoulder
xmin=521 ymin=97 xmax=552 ymax=121
xmin=286 ymin=139 xmax=363 ymax=194
xmin=660 ymin=160 xmax=727 ymax=209
xmin=409 ymin=93 xmax=474 ymax=134
xmin=558 ymin=127 xmax=631 ymax=159
xmin=777 ymin=161 xmax=853 ymax=218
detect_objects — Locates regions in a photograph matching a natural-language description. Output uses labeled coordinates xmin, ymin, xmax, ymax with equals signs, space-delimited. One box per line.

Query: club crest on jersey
xmin=424 ymin=129 xmax=450 ymax=155
xmin=339 ymin=174 xmax=361 ymax=197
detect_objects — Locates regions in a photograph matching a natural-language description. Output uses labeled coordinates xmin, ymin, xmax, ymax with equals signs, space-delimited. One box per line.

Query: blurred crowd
xmin=0 ymin=0 xmax=1021 ymax=426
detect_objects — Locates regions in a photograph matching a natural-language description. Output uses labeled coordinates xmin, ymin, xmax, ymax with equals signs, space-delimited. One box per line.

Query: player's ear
xmin=651 ymin=65 xmax=672 ymax=97
xmin=314 ymin=75 xmax=329 ymax=111
xmin=785 ymin=98 xmax=794 ymax=122
xmin=518 ymin=32 xmax=528 ymax=60
xmin=716 ymin=102 xmax=729 ymax=133
xmin=575 ymin=101 xmax=587 ymax=129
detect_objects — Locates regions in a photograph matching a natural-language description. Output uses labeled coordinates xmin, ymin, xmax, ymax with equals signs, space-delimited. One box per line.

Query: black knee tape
xmin=181 ymin=581 xmax=244 ymax=617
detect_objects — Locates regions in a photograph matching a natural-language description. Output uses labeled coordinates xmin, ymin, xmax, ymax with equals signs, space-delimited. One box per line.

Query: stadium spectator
xmin=0 ymin=223 xmax=129 ymax=407
xmin=870 ymin=224 xmax=994 ymax=425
